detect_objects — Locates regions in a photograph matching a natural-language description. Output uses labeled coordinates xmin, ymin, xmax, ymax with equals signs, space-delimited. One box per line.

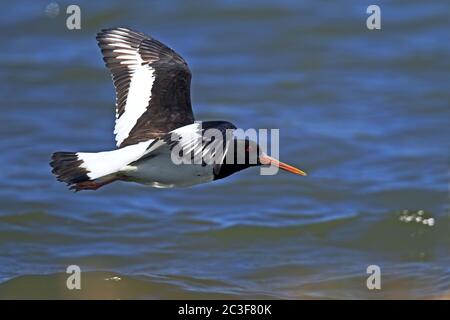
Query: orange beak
xmin=259 ymin=154 xmax=307 ymax=176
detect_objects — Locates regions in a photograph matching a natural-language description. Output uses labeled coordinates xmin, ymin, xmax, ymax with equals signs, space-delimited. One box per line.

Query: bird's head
xmin=213 ymin=138 xmax=307 ymax=180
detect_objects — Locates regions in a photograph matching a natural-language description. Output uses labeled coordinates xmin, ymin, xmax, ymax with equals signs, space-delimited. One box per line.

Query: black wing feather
xmin=96 ymin=27 xmax=195 ymax=148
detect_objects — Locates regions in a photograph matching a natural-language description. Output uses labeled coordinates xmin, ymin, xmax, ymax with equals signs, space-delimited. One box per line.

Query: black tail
xmin=50 ymin=152 xmax=91 ymax=190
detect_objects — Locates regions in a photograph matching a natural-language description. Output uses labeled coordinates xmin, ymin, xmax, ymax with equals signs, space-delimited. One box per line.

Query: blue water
xmin=0 ymin=0 xmax=448 ymax=299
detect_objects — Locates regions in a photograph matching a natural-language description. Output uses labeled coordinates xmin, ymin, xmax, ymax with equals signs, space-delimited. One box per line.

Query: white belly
xmin=121 ymin=153 xmax=214 ymax=188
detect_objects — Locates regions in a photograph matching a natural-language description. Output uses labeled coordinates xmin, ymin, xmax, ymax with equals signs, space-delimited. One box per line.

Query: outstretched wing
xmin=96 ymin=27 xmax=195 ymax=148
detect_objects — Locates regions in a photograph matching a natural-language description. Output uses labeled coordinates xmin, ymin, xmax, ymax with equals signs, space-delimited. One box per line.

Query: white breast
xmin=121 ymin=149 xmax=215 ymax=188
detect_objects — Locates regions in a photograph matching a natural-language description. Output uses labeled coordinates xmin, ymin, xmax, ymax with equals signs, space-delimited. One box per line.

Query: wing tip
xmin=97 ymin=26 xmax=131 ymax=35
xmin=50 ymin=151 xmax=91 ymax=190
xmin=96 ymin=27 xmax=148 ymax=42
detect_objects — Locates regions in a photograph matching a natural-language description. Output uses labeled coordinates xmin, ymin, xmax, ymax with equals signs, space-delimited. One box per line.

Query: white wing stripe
xmin=104 ymin=38 xmax=132 ymax=46
xmin=113 ymin=49 xmax=137 ymax=54
xmin=107 ymin=42 xmax=131 ymax=48
xmin=114 ymin=65 xmax=155 ymax=146
xmin=116 ymin=54 xmax=139 ymax=60
xmin=77 ymin=141 xmax=152 ymax=179
xmin=104 ymin=42 xmax=156 ymax=147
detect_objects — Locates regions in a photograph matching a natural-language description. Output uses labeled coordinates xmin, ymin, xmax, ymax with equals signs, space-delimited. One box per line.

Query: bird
xmin=50 ymin=27 xmax=306 ymax=191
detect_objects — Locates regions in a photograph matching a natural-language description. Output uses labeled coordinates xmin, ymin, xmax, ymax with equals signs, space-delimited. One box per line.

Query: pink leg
xmin=70 ymin=176 xmax=119 ymax=192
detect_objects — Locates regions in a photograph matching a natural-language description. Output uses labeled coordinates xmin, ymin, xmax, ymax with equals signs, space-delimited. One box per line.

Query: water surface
xmin=0 ymin=0 xmax=449 ymax=299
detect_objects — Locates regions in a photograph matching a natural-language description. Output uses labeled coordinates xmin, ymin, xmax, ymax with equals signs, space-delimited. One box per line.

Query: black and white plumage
xmin=50 ymin=27 xmax=306 ymax=191
xmin=96 ymin=28 xmax=194 ymax=147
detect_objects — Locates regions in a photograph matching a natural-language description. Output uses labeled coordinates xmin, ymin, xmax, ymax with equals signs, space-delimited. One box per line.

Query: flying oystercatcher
xmin=50 ymin=27 xmax=306 ymax=191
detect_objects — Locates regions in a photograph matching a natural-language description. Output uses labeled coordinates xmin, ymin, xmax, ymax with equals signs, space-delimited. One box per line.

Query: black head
xmin=213 ymin=138 xmax=307 ymax=180
xmin=213 ymin=138 xmax=260 ymax=180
